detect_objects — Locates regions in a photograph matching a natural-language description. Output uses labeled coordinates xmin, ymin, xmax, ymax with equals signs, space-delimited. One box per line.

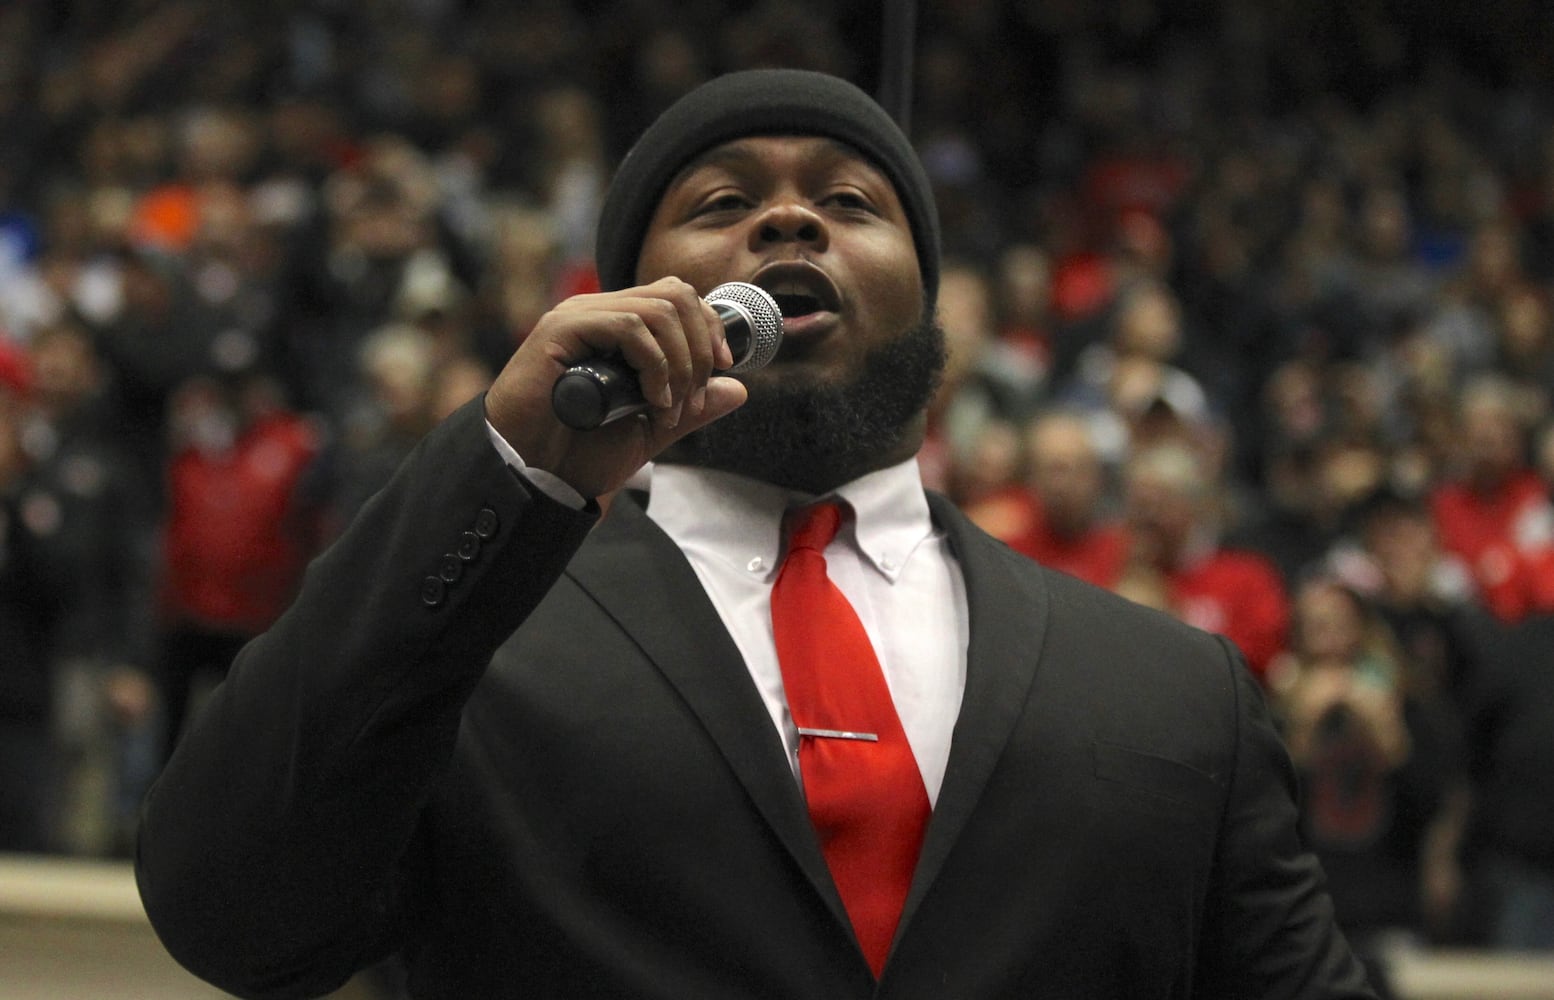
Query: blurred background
xmin=2 ymin=0 xmax=1554 ymax=996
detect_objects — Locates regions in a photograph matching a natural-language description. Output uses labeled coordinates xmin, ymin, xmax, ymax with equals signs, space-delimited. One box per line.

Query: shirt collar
xmin=645 ymin=459 xmax=935 ymax=583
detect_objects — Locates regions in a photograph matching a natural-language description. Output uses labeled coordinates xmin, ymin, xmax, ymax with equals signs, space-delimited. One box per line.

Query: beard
xmin=660 ymin=315 xmax=946 ymax=494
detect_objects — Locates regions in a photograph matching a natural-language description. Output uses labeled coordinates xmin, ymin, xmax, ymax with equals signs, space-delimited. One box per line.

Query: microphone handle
xmin=551 ymin=303 xmax=753 ymax=431
xmin=551 ymin=360 xmax=650 ymax=430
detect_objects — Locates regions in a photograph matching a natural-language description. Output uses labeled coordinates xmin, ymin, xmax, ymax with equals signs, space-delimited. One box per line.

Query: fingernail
xmin=692 ymin=386 xmax=707 ymax=414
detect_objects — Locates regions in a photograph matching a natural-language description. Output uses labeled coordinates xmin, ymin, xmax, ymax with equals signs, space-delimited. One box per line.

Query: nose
xmin=752 ymin=199 xmax=827 ymax=251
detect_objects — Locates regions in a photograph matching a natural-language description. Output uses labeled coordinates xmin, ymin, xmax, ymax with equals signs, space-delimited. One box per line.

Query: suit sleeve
xmin=1195 ymin=636 xmax=1379 ymax=999
xmin=135 ymin=397 xmax=599 ymax=999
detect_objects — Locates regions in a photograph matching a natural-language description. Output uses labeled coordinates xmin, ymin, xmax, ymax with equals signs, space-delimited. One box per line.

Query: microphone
xmin=551 ymin=281 xmax=783 ymax=430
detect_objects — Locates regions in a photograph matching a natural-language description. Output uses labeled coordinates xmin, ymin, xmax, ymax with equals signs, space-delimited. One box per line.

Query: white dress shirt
xmin=485 ymin=423 xmax=969 ymax=804
xmin=648 ymin=462 xmax=968 ymax=804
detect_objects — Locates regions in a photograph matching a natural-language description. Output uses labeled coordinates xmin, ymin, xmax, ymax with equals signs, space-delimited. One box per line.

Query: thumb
xmin=648 ymin=375 xmax=747 ymax=450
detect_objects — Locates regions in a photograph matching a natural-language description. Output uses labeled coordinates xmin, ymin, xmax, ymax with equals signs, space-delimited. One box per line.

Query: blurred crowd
xmin=2 ymin=0 xmax=1554 ymax=988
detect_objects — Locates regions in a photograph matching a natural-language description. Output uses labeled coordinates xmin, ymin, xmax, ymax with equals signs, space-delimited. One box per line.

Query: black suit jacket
xmin=137 ymin=399 xmax=1374 ymax=999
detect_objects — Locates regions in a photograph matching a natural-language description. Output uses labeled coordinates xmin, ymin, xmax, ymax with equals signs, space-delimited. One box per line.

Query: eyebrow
xmin=667 ymin=137 xmax=868 ymax=185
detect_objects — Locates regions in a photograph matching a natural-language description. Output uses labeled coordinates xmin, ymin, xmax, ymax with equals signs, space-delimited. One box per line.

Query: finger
xmin=550 ymin=309 xmax=674 ymax=409
xmin=691 ymin=298 xmax=728 ymax=415
xmin=562 ymin=297 xmax=690 ymax=412
xmin=658 ymin=277 xmax=717 ymax=413
xmin=712 ymin=310 xmax=734 ymax=372
xmin=645 ymin=375 xmax=747 ymax=450
xmin=617 ymin=289 xmax=697 ymax=419
xmin=653 ymin=277 xmax=719 ymax=417
xmin=543 ymin=282 xmax=712 ymax=422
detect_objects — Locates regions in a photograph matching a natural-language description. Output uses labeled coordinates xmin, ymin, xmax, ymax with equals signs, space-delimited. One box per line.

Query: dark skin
xmin=484 ymin=135 xmax=927 ymax=499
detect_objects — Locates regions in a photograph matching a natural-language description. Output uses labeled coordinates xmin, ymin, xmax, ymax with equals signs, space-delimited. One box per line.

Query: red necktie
xmin=771 ymin=502 xmax=930 ymax=978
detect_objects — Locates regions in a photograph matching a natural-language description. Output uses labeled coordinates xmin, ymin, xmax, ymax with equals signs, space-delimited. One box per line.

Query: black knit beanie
xmin=595 ymin=68 xmax=941 ymax=308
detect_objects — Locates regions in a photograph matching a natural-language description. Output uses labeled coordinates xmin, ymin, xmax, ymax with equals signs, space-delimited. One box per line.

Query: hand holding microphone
xmin=483 ymin=277 xmax=782 ymax=500
xmin=551 ymin=282 xmax=783 ymax=430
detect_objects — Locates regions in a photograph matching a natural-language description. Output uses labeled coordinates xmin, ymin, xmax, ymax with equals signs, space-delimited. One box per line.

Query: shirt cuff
xmin=484 ymin=418 xmax=587 ymax=511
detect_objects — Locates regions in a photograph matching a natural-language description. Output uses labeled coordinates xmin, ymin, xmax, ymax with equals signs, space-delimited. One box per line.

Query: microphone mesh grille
xmin=707 ymin=282 xmax=783 ymax=372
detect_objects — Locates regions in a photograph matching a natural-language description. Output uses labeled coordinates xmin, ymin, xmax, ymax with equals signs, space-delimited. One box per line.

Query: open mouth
xmin=753 ymin=261 xmax=842 ymax=325
xmin=771 ymin=292 xmax=823 ymax=319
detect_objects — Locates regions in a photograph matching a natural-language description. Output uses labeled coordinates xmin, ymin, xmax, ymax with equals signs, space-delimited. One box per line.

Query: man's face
xmin=1028 ymin=419 xmax=1103 ymax=533
xmin=636 ymin=135 xmax=925 ymax=392
xmin=1363 ymin=510 xmax=1436 ymax=602
xmin=1125 ymin=470 xmax=1195 ymax=567
xmin=1462 ymin=403 xmax=1521 ymax=484
xmin=634 ymin=135 xmax=939 ymax=491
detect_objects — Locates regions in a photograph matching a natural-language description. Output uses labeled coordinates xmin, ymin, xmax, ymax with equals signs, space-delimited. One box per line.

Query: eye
xmin=824 ymin=189 xmax=877 ymax=214
xmin=692 ymin=191 xmax=752 ymax=217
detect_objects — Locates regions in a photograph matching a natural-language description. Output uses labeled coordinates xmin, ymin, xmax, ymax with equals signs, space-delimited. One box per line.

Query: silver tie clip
xmin=796 ymin=727 xmax=879 ymax=742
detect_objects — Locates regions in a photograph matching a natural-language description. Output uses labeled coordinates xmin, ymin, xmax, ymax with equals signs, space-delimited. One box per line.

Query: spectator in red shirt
xmin=954 ymin=418 xmax=1042 ymax=546
xmin=1007 ymin=410 xmax=1127 ymax=587
xmin=1429 ymin=374 xmax=1554 ymax=622
xmin=1122 ymin=441 xmax=1291 ymax=679
xmin=158 ymin=368 xmax=321 ymax=758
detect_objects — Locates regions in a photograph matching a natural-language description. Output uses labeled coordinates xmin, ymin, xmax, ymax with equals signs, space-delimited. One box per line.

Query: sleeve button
xmin=438 ymin=554 xmax=464 ymax=583
xmin=473 ymin=507 xmax=500 ymax=539
xmin=420 ymin=576 xmax=447 ymax=607
xmin=456 ymin=530 xmax=481 ymax=561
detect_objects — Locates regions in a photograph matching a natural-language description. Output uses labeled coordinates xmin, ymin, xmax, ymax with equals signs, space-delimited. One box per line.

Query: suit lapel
xmin=565 ymin=491 xmax=1052 ymax=969
xmin=897 ymin=494 xmax=1051 ymax=933
xmin=564 ymin=495 xmax=850 ymax=929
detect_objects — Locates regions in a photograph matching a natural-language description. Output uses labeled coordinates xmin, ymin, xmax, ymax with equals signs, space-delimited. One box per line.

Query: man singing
xmin=137 ymin=69 xmax=1374 ymax=999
